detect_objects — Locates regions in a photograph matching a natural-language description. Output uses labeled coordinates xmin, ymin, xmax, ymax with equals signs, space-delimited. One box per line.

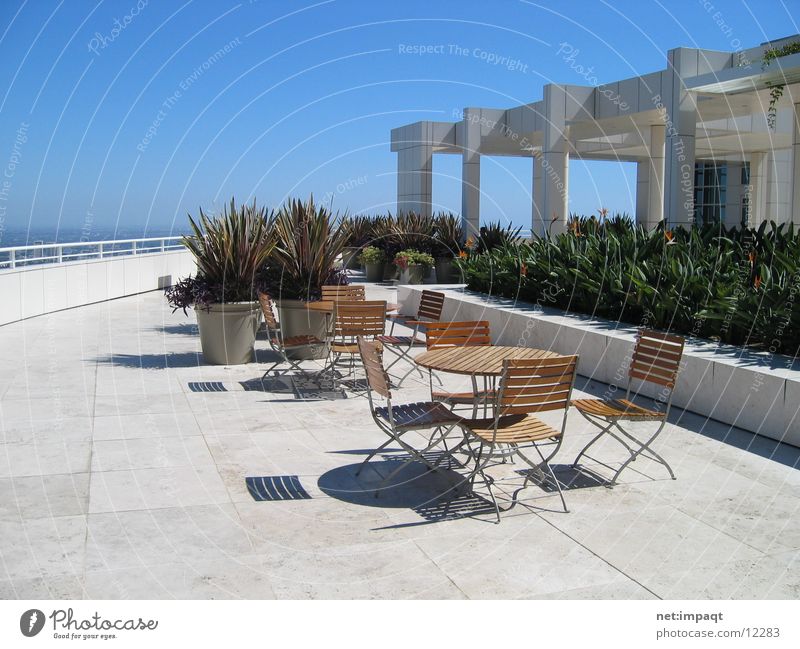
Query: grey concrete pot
xmin=400 ymin=264 xmax=427 ymax=284
xmin=364 ymin=261 xmax=385 ymax=282
xmin=435 ymin=257 xmax=455 ymax=283
xmin=195 ymin=302 xmax=261 ymax=365
xmin=275 ymin=299 xmax=329 ymax=359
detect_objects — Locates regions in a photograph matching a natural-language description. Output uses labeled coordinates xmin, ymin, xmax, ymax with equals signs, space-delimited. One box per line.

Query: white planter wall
xmin=398 ymin=285 xmax=800 ymax=447
xmin=0 ymin=250 xmax=195 ymax=326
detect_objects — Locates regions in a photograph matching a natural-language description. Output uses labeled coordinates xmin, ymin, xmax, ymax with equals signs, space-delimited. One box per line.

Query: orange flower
xmin=665 ymin=230 xmax=674 ymax=242
xmin=465 ymin=236 xmax=475 ymax=249
xmin=520 ymin=263 xmax=527 ymax=276
xmin=754 ymin=275 xmax=762 ymax=289
xmin=458 ymin=250 xmax=468 ymax=259
xmin=598 ymin=207 xmax=608 ymax=219
xmin=748 ymin=251 xmax=756 ymax=265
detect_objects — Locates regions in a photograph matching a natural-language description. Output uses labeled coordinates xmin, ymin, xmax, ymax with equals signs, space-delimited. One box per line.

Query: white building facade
xmin=391 ymin=37 xmax=800 ymax=236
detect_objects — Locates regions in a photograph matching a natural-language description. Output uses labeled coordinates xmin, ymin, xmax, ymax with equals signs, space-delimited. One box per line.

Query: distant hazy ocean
xmin=0 ymin=227 xmax=189 ymax=248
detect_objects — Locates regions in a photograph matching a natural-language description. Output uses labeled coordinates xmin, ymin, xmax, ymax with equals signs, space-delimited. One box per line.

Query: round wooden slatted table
xmin=415 ymin=345 xmax=561 ymax=376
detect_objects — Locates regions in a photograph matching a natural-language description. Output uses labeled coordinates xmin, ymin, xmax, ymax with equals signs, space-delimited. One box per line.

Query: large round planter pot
xmin=383 ymin=262 xmax=399 ymax=282
xmin=400 ymin=264 xmax=427 ymax=285
xmin=195 ymin=302 xmax=261 ymax=365
xmin=275 ymin=299 xmax=329 ymax=359
xmin=435 ymin=257 xmax=455 ymax=283
xmin=364 ymin=261 xmax=385 ymax=282
xmin=342 ymin=246 xmax=361 ymax=270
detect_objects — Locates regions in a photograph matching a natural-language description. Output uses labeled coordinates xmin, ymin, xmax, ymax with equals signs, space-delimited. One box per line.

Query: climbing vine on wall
xmin=762 ymin=41 xmax=800 ymax=129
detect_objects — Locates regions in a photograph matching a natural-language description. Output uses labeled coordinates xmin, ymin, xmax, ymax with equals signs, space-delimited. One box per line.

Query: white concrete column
xmin=663 ymin=96 xmax=696 ymax=228
xmin=532 ymin=152 xmax=546 ymax=237
xmin=646 ymin=125 xmax=666 ymax=229
xmin=791 ymin=102 xmax=800 ymax=225
xmin=396 ymin=140 xmax=432 ymax=217
xmin=461 ymin=108 xmax=481 ymax=238
xmin=635 ymin=161 xmax=649 ymax=226
xmin=541 ymin=85 xmax=569 ymax=235
xmin=749 ymin=152 xmax=768 ymax=226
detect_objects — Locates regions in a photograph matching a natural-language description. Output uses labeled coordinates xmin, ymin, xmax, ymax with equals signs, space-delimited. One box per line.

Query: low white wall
xmin=398 ymin=285 xmax=800 ymax=447
xmin=0 ymin=250 xmax=195 ymax=326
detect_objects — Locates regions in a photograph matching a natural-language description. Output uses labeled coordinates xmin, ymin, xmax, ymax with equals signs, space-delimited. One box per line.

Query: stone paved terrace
xmin=1 ymin=282 xmax=799 ymax=600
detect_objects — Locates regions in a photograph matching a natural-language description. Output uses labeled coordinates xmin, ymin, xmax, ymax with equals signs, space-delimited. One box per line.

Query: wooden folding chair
xmin=424 ymin=320 xmax=494 ymax=416
xmin=321 ymin=284 xmax=366 ymax=302
xmin=571 ymin=329 xmax=684 ymax=485
xmin=356 ymin=337 xmax=468 ymax=497
xmin=324 ymin=300 xmax=387 ymax=381
xmin=377 ymin=290 xmax=445 ymax=386
xmin=461 ymin=355 xmax=579 ymax=521
xmin=258 ymin=292 xmax=327 ymax=377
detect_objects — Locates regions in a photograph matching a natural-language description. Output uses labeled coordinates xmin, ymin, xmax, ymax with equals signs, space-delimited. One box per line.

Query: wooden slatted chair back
xmin=257 ymin=292 xmax=279 ymax=331
xmin=357 ymin=336 xmax=391 ymax=399
xmin=416 ymin=290 xmax=445 ymax=321
xmin=321 ymin=284 xmax=366 ymax=302
xmin=424 ymin=320 xmax=491 ymax=350
xmin=629 ymin=329 xmax=684 ymax=390
xmin=497 ymin=355 xmax=579 ymax=416
xmin=334 ymin=301 xmax=387 ymax=339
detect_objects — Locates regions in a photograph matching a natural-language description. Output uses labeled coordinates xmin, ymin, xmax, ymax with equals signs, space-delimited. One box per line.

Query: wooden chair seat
xmin=273 ymin=334 xmax=325 ymax=349
xmin=331 ymin=340 xmax=382 ymax=354
xmin=464 ymin=414 xmax=561 ymax=444
xmin=376 ymin=334 xmax=426 ymax=347
xmin=572 ymin=398 xmax=665 ymax=421
xmin=374 ymin=401 xmax=462 ymax=430
xmin=432 ymin=389 xmax=496 ymax=405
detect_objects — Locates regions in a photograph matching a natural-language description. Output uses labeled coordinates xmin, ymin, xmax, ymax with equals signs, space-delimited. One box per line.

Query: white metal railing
xmin=0 ymin=236 xmax=185 ymax=271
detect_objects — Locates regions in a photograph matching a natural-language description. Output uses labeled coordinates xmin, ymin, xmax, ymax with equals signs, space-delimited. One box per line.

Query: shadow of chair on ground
xmin=319 ymin=451 xmax=499 ymax=526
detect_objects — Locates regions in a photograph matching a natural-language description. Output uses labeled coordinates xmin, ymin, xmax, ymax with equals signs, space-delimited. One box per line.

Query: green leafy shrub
xmin=358 ymin=245 xmax=385 ymax=264
xmin=456 ymin=216 xmax=800 ymax=353
xmin=394 ymin=249 xmax=435 ymax=270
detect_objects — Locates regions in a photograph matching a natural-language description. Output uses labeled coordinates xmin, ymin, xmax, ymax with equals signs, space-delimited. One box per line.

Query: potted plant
xmin=394 ymin=249 xmax=434 ymax=284
xmin=433 ymin=212 xmax=464 ymax=283
xmin=359 ymin=245 xmax=385 ymax=282
xmin=341 ymin=215 xmax=372 ymax=269
xmin=165 ymin=198 xmax=275 ymax=365
xmin=263 ymin=195 xmax=349 ymax=358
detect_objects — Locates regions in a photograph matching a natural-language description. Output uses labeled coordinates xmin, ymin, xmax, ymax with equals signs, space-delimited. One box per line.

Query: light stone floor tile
xmin=0 ymin=440 xmax=92 ymax=478
xmin=0 ymin=514 xmax=87 ymax=582
xmin=85 ymin=504 xmax=256 ymax=572
xmin=88 ymin=465 xmax=231 ymax=513
xmin=91 ymin=436 xmax=214 ymax=472
xmin=2 ymin=287 xmax=800 ymax=599
xmin=93 ymin=391 xmax=193 ymax=417
xmin=81 ymin=556 xmax=276 ymax=599
xmin=92 ymin=412 xmax=202 ymax=440
xmin=0 ymin=415 xmax=93 ymax=444
xmin=0 ymin=473 xmax=90 ymax=520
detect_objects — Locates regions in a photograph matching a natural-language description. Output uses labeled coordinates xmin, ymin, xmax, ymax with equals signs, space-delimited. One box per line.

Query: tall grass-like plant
xmin=266 ymin=195 xmax=349 ymax=300
xmin=433 ymin=211 xmax=464 ymax=258
xmin=166 ymin=198 xmax=274 ymax=311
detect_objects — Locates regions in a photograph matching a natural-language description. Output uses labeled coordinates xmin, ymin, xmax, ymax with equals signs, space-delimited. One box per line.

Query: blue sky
xmin=0 ymin=0 xmax=798 ymax=240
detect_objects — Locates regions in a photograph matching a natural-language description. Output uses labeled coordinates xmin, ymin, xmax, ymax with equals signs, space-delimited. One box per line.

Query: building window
xmin=741 ymin=162 xmax=751 ymax=227
xmin=693 ymin=163 xmax=727 ymax=225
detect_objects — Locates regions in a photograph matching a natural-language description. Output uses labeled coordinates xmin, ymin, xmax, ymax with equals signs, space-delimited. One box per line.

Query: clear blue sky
xmin=0 ymin=0 xmax=797 ymax=240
